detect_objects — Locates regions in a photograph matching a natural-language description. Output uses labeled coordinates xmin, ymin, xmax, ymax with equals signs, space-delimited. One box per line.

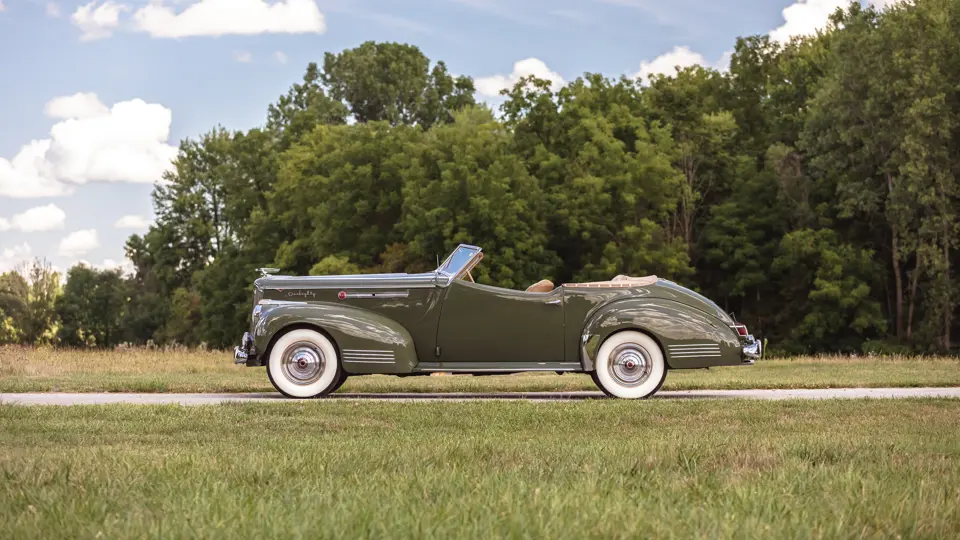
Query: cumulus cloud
xmin=72 ymin=0 xmax=127 ymax=41
xmin=114 ymin=215 xmax=151 ymax=229
xmin=274 ymin=51 xmax=289 ymax=64
xmin=0 ymin=204 xmax=66 ymax=232
xmin=101 ymin=257 xmax=135 ymax=275
xmin=0 ymin=93 xmax=177 ymax=198
xmin=234 ymin=50 xmax=253 ymax=63
xmin=769 ymin=0 xmax=899 ymax=43
xmin=475 ymin=58 xmax=565 ymax=97
xmin=73 ymin=257 xmax=136 ymax=276
xmin=59 ymin=229 xmax=100 ymax=258
xmin=635 ymin=46 xmax=711 ymax=80
xmin=0 ymin=1 xmax=6 ymax=12
xmin=47 ymin=2 xmax=62 ymax=17
xmin=768 ymin=0 xmax=849 ymax=42
xmin=132 ymin=0 xmax=326 ymax=38
xmin=44 ymin=92 xmax=110 ymax=119
xmin=636 ymin=1 xmax=899 ymax=83
xmin=0 ymin=244 xmax=33 ymax=273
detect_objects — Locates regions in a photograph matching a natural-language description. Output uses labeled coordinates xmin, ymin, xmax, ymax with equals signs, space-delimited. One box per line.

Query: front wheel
xmin=591 ymin=331 xmax=666 ymax=399
xmin=267 ymin=329 xmax=343 ymax=398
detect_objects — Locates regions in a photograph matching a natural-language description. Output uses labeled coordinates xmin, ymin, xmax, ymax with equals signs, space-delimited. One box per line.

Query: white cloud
xmin=234 ymin=50 xmax=253 ymax=63
xmin=114 ymin=215 xmax=151 ymax=229
xmin=767 ymin=1 xmax=900 ymax=43
xmin=635 ymin=46 xmax=709 ymax=80
xmin=72 ymin=1 xmax=128 ymax=41
xmin=44 ymin=92 xmax=110 ymax=119
xmin=768 ymin=0 xmax=848 ymax=42
xmin=0 ymin=204 xmax=67 ymax=232
xmin=475 ymin=58 xmax=565 ymax=97
xmin=635 ymin=1 xmax=898 ymax=86
xmin=0 ymin=1 xmax=6 ymax=12
xmin=274 ymin=51 xmax=289 ymax=64
xmin=0 ymin=94 xmax=177 ymax=198
xmin=0 ymin=244 xmax=33 ymax=273
xmin=73 ymin=257 xmax=135 ymax=276
xmin=0 ymin=140 xmax=71 ymax=198
xmin=133 ymin=0 xmax=326 ymax=38
xmin=47 ymin=2 xmax=62 ymax=17
xmin=101 ymin=257 xmax=135 ymax=275
xmin=59 ymin=229 xmax=100 ymax=258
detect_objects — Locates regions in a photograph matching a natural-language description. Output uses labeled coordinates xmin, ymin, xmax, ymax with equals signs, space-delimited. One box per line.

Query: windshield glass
xmin=438 ymin=245 xmax=481 ymax=277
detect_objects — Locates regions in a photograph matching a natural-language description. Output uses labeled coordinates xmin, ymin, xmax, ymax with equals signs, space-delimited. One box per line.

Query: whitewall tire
xmin=592 ymin=330 xmax=666 ymax=399
xmin=267 ymin=329 xmax=342 ymax=398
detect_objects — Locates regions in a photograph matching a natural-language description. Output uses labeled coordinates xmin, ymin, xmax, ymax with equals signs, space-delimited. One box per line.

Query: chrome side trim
xmin=342 ymin=348 xmax=396 ymax=364
xmin=667 ymin=343 xmax=722 ymax=359
xmin=419 ymin=368 xmax=579 ymax=372
xmin=342 ymin=291 xmax=410 ymax=299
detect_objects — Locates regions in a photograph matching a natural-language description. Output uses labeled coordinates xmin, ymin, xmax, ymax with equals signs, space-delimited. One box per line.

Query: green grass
xmin=1 ymin=399 xmax=959 ymax=538
xmin=1 ymin=346 xmax=959 ymax=394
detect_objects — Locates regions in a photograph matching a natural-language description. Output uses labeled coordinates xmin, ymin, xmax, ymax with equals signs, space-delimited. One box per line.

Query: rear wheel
xmin=267 ymin=329 xmax=342 ymax=398
xmin=591 ymin=331 xmax=666 ymax=399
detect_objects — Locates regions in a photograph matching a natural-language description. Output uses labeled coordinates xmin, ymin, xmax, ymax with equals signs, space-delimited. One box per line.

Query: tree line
xmin=2 ymin=1 xmax=958 ymax=355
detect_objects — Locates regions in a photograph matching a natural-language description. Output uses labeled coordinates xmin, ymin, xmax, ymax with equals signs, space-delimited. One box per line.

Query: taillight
xmin=731 ymin=324 xmax=748 ymax=337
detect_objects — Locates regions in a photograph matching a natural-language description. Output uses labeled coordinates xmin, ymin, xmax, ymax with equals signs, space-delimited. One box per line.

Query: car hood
xmin=255 ymin=272 xmax=440 ymax=291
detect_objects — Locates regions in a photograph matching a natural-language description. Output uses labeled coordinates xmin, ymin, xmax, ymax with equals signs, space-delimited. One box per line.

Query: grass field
xmin=1 ymin=346 xmax=959 ymax=394
xmin=1 ymin=399 xmax=958 ymax=538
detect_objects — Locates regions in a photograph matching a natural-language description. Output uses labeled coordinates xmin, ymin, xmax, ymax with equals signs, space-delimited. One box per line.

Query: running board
xmin=414 ymin=361 xmax=583 ymax=374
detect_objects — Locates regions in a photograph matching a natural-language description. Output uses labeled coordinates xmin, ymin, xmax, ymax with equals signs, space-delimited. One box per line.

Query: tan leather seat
xmin=526 ymin=279 xmax=555 ymax=293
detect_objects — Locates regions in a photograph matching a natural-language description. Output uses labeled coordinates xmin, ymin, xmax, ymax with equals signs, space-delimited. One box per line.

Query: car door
xmin=434 ymin=279 xmax=565 ymax=365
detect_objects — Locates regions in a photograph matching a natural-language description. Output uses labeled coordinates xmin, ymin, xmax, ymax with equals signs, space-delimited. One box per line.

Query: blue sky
xmin=0 ymin=0 xmax=883 ymax=276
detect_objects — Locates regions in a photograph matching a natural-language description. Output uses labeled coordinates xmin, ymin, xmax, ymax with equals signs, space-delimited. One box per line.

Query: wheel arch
xmin=580 ymin=297 xmax=740 ymax=370
xmin=252 ymin=302 xmax=420 ymax=374
xmin=262 ymin=322 xmax=340 ymax=366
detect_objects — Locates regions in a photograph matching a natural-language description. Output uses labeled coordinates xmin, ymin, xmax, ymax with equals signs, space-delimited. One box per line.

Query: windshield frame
xmin=436 ymin=244 xmax=483 ymax=285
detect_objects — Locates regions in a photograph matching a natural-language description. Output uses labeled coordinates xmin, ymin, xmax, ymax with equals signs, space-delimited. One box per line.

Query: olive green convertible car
xmin=234 ymin=244 xmax=762 ymax=399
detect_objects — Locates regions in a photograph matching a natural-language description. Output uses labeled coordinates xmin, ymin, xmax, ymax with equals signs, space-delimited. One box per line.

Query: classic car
xmin=234 ymin=244 xmax=762 ymax=399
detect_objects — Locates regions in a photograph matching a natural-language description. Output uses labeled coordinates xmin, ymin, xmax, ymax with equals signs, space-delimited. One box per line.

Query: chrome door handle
xmin=545 ymin=299 xmax=562 ymax=305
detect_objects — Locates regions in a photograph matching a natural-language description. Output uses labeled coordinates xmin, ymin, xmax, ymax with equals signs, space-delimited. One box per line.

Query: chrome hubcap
xmin=608 ymin=343 xmax=652 ymax=387
xmin=281 ymin=342 xmax=325 ymax=386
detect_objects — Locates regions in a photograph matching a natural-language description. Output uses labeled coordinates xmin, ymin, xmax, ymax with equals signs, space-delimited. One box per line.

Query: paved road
xmin=2 ymin=387 xmax=959 ymax=405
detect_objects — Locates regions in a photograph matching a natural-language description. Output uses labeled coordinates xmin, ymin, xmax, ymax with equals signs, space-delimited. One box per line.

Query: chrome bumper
xmin=742 ymin=335 xmax=762 ymax=364
xmin=234 ymin=332 xmax=253 ymax=365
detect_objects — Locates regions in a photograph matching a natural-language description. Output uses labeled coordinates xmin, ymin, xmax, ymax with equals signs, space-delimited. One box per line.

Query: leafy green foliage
xmin=54 ymin=265 xmax=127 ymax=348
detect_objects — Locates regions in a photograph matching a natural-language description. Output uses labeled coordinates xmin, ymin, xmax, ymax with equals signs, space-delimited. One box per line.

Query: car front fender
xmin=252 ymin=301 xmax=419 ymax=374
xmin=580 ymin=298 xmax=742 ymax=370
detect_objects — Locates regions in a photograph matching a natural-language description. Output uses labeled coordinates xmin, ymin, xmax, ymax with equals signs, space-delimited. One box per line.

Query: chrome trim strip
xmin=669 ymin=353 xmax=723 ymax=358
xmin=342 ymin=349 xmax=393 ymax=354
xmin=258 ymin=299 xmax=307 ymax=306
xmin=343 ymin=291 xmax=410 ymax=299
xmin=343 ymin=359 xmax=395 ymax=364
xmin=668 ymin=344 xmax=720 ymax=349
xmin=420 ymin=368 xmax=579 ymax=372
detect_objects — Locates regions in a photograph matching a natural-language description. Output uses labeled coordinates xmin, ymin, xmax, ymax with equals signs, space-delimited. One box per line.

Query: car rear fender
xmin=580 ymin=298 xmax=742 ymax=370
xmin=253 ymin=302 xmax=419 ymax=374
